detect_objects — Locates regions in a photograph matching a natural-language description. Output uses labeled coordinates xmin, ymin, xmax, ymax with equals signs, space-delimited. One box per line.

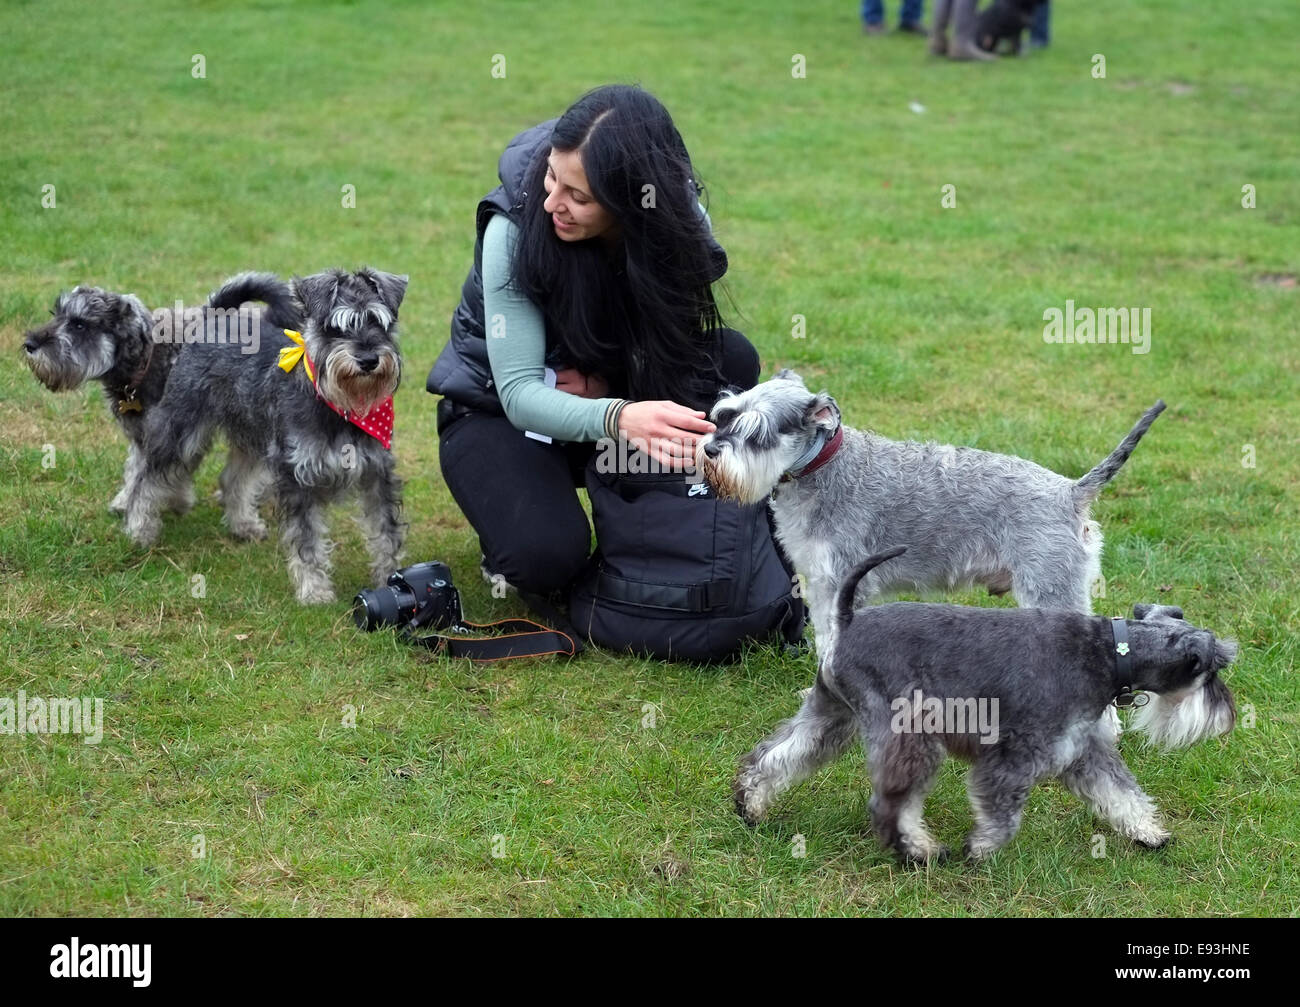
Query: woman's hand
xmin=554 ymin=367 xmax=610 ymax=399
xmin=618 ymin=400 xmax=716 ymax=471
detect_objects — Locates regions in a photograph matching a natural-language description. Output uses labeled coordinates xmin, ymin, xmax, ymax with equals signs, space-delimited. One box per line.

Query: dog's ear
xmin=1132 ymin=603 xmax=1153 ymax=620
xmin=358 ymin=268 xmax=409 ymax=317
xmin=1213 ymin=637 xmax=1239 ymax=670
xmin=292 ymin=271 xmax=341 ymax=320
xmin=113 ymin=293 xmax=153 ymax=335
xmin=805 ymin=391 xmax=840 ymax=431
xmin=774 ymin=368 xmax=805 ymax=385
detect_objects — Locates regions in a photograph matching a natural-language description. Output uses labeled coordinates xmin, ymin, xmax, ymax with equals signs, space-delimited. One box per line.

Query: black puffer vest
xmin=426 ymin=120 xmax=555 ymax=413
xmin=426 ymin=120 xmax=729 ymax=413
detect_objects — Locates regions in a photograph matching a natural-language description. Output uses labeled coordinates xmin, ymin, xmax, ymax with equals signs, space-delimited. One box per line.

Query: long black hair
xmin=510 ymin=84 xmax=728 ymax=409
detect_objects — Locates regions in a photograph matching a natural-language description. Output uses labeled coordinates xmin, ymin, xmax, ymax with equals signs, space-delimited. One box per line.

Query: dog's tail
xmin=835 ymin=546 xmax=907 ymax=632
xmin=1073 ymin=400 xmax=1166 ymax=505
xmin=208 ymin=271 xmax=300 ymax=330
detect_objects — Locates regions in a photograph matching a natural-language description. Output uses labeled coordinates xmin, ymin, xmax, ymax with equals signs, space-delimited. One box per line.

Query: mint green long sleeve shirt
xmin=481 ymin=213 xmax=620 ymax=442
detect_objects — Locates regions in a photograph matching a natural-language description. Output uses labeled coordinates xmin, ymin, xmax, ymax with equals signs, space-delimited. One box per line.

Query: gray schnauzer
xmin=120 ymin=268 xmax=407 ymax=604
xmin=698 ymin=370 xmax=1166 ymax=667
xmin=22 ymin=273 xmax=298 ymax=516
xmin=735 ymin=547 xmax=1238 ymax=863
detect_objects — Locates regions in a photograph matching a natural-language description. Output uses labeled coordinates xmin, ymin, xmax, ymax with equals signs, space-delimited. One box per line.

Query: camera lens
xmin=352 ymin=586 xmax=403 ymax=631
xmin=352 ymin=563 xmax=451 ymax=633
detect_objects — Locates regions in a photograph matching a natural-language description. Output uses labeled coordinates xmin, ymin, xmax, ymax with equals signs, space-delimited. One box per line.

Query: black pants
xmin=436 ymin=329 xmax=760 ymax=596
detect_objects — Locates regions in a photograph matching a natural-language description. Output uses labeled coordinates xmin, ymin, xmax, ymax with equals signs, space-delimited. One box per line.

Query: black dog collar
xmin=1111 ymin=617 xmax=1148 ymax=708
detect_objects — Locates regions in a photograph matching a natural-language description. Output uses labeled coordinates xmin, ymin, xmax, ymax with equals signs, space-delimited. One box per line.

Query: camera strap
xmin=403 ymin=619 xmax=579 ymax=662
xmin=402 ymin=590 xmax=583 ymax=663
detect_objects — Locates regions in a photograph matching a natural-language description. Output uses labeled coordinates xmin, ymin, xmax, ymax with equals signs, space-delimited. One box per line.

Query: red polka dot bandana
xmin=279 ymin=329 xmax=394 ymax=450
xmin=322 ymin=390 xmax=394 ymax=450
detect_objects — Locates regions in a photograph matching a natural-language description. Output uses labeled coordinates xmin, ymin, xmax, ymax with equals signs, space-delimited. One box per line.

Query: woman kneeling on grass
xmin=428 ymin=83 xmax=759 ymax=600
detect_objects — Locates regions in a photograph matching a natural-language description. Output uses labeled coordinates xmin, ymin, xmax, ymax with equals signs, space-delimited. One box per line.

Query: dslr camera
xmin=353 ymin=561 xmax=463 ymax=634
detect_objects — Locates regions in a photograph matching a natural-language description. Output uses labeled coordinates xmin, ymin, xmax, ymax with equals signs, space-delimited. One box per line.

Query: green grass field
xmin=1 ymin=0 xmax=1297 ymax=917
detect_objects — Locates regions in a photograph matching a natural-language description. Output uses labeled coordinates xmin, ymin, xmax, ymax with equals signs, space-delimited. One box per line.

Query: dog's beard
xmin=25 ymin=349 xmax=78 ymax=390
xmin=317 ymin=346 xmax=400 ymax=415
xmin=24 ymin=333 xmax=114 ymax=391
xmin=697 ymin=441 xmax=789 ymax=504
xmin=1131 ymin=674 xmax=1237 ymax=749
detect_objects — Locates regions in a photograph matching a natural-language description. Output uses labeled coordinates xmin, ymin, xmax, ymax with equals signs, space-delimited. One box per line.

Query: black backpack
xmin=568 ymin=458 xmax=806 ymax=662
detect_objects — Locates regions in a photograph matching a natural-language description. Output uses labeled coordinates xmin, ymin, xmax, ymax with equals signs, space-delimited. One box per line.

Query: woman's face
xmin=542 ymin=148 xmax=618 ymax=243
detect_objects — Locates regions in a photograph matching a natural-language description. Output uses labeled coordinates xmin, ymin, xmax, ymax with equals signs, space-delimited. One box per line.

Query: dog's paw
xmin=732 ymin=765 xmax=768 ymax=825
xmin=166 ymin=486 xmax=196 ymax=515
xmin=734 ymin=796 xmax=762 ymax=826
xmin=901 ymin=844 xmax=950 ymax=867
xmin=295 ymin=578 xmax=337 ymax=605
xmin=108 ymin=494 xmax=128 ymax=516
xmin=1132 ymin=827 xmax=1172 ymax=850
xmin=124 ymin=517 xmax=161 ymax=548
xmin=229 ymin=519 xmax=268 ymax=542
xmin=961 ymin=834 xmax=1007 ymax=862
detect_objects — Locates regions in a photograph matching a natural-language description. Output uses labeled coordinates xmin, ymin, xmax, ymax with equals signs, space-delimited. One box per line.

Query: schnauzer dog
xmin=120 ymin=268 xmax=407 ymax=604
xmin=23 ymin=273 xmax=299 ymax=515
xmin=734 ymin=547 xmax=1238 ymax=863
xmin=698 ymin=370 xmax=1166 ymax=666
xmin=975 ymin=0 xmax=1045 ymax=55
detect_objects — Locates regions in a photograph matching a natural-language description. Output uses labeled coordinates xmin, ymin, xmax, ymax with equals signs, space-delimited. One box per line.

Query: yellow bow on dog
xmin=278 ymin=329 xmax=317 ymax=382
xmin=278 ymin=329 xmax=305 ymax=371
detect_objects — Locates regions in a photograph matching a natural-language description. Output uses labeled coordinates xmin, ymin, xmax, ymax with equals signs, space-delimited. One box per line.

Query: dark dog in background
xmin=975 ymin=0 xmax=1046 ymax=55
xmin=22 ymin=273 xmax=298 ymax=514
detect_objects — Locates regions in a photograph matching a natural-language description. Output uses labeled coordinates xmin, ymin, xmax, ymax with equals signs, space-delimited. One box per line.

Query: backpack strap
xmin=592 ymin=570 xmax=734 ymax=612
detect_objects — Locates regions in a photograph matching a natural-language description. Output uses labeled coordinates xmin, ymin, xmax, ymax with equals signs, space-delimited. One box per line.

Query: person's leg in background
xmin=861 ymin=0 xmax=886 ymax=33
xmin=1030 ymin=1 xmax=1051 ymax=48
xmin=899 ymin=0 xmax=926 ymax=33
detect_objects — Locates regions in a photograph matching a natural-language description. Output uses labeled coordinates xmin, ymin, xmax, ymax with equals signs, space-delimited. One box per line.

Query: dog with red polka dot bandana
xmin=121 ymin=268 xmax=407 ymax=604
